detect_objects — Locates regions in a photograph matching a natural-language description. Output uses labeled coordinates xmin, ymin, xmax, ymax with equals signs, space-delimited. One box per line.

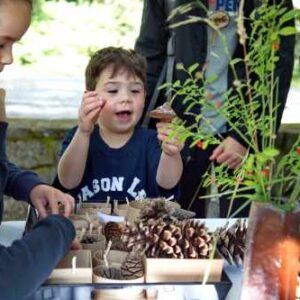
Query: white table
xmin=0 ymin=219 xmax=243 ymax=300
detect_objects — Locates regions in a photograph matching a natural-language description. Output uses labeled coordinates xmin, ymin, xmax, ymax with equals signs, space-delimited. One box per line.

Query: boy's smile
xmin=95 ymin=66 xmax=145 ymax=140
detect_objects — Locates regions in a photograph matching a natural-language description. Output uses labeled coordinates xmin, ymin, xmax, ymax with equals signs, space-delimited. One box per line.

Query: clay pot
xmin=241 ymin=203 xmax=300 ymax=300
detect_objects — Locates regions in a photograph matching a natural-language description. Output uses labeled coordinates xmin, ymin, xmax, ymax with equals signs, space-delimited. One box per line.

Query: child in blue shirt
xmin=55 ymin=47 xmax=184 ymax=202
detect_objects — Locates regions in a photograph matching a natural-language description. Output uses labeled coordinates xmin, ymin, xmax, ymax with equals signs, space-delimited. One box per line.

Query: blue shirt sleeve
xmin=0 ymin=215 xmax=75 ymax=300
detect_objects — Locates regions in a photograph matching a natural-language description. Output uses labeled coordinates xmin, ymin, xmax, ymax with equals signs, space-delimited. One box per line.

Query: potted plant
xmin=163 ymin=1 xmax=300 ymax=299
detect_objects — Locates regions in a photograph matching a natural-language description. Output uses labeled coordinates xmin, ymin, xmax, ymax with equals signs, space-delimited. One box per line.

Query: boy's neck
xmin=99 ymin=127 xmax=134 ymax=149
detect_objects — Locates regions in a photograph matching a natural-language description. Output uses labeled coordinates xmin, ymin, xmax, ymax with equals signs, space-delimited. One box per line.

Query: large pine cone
xmin=122 ymin=219 xmax=213 ymax=259
xmin=216 ymin=219 xmax=247 ymax=265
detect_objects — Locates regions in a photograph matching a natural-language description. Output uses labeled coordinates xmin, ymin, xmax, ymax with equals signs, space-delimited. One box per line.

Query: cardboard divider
xmin=78 ymin=202 xmax=112 ymax=215
xmin=113 ymin=203 xmax=129 ymax=219
xmin=144 ymin=255 xmax=224 ymax=283
xmin=47 ymin=250 xmax=92 ymax=284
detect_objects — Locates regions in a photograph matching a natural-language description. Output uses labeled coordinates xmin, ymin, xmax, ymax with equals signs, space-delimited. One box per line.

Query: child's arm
xmin=57 ymin=91 xmax=105 ymax=189
xmin=155 ymin=122 xmax=184 ymax=189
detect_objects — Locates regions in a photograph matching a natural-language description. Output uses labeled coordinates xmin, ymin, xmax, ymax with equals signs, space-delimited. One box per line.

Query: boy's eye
xmin=108 ymin=90 xmax=118 ymax=94
xmin=131 ymin=89 xmax=141 ymax=94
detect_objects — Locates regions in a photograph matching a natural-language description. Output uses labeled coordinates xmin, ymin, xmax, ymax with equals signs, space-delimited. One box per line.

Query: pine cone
xmin=138 ymin=199 xmax=177 ymax=225
xmin=173 ymin=208 xmax=196 ymax=220
xmin=179 ymin=220 xmax=213 ymax=258
xmin=120 ymin=252 xmax=144 ymax=280
xmin=103 ymin=221 xmax=127 ymax=251
xmin=216 ymin=219 xmax=247 ymax=265
xmin=103 ymin=222 xmax=123 ymax=240
xmin=122 ymin=219 xmax=213 ymax=259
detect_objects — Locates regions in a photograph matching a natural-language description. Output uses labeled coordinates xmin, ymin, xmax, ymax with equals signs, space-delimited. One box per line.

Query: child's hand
xmin=156 ymin=122 xmax=184 ymax=156
xmin=78 ymin=91 xmax=106 ymax=135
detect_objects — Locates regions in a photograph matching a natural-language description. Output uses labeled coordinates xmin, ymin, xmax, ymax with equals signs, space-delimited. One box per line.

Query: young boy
xmin=55 ymin=47 xmax=184 ymax=203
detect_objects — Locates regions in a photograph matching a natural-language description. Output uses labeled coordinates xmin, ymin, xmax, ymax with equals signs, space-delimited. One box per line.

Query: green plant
xmin=164 ymin=0 xmax=300 ymax=215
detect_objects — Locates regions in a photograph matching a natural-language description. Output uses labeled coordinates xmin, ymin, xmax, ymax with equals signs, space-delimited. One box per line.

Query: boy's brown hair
xmin=85 ymin=47 xmax=147 ymax=91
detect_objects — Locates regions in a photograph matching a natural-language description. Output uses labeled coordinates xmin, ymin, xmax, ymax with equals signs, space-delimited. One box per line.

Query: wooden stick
xmin=72 ymin=256 xmax=77 ymax=274
xmin=103 ymin=240 xmax=112 ymax=269
xmin=165 ymin=195 xmax=174 ymax=201
xmin=89 ymin=223 xmax=93 ymax=235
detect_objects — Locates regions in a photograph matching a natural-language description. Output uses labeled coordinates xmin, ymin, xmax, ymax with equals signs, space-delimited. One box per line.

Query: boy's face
xmin=95 ymin=66 xmax=145 ymax=134
xmin=0 ymin=1 xmax=31 ymax=72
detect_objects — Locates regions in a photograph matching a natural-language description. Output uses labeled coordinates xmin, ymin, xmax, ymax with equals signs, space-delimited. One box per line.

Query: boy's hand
xmin=78 ymin=91 xmax=106 ymax=135
xmin=70 ymin=238 xmax=82 ymax=250
xmin=209 ymin=136 xmax=247 ymax=169
xmin=156 ymin=122 xmax=184 ymax=156
xmin=30 ymin=184 xmax=75 ymax=218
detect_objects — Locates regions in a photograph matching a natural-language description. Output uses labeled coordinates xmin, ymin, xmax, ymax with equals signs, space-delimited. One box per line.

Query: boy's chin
xmin=114 ymin=124 xmax=135 ymax=134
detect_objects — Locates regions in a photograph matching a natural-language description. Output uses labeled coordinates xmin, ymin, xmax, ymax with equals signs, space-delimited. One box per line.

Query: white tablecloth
xmin=0 ymin=219 xmax=243 ymax=300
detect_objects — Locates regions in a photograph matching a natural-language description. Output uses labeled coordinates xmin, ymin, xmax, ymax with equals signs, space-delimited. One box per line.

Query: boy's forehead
xmin=100 ymin=66 xmax=142 ymax=83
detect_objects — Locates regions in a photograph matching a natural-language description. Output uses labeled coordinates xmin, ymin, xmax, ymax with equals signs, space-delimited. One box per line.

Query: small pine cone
xmin=138 ymin=199 xmax=177 ymax=225
xmin=216 ymin=219 xmax=247 ymax=265
xmin=103 ymin=222 xmax=127 ymax=251
xmin=103 ymin=221 xmax=123 ymax=241
xmin=180 ymin=220 xmax=213 ymax=258
xmin=120 ymin=252 xmax=144 ymax=280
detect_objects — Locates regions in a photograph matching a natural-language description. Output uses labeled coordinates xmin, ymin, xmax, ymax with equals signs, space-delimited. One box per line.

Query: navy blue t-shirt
xmin=54 ymin=125 xmax=178 ymax=202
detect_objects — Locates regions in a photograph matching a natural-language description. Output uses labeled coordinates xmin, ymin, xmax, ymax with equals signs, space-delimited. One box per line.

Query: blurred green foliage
xmin=16 ymin=0 xmax=142 ymax=75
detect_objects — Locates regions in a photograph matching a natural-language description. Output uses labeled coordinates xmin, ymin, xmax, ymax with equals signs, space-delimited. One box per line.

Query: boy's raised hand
xmin=156 ymin=122 xmax=184 ymax=156
xmin=78 ymin=91 xmax=106 ymax=134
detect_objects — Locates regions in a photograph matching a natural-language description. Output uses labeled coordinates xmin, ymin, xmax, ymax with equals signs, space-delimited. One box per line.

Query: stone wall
xmin=4 ymin=118 xmax=76 ymax=221
xmin=3 ymin=118 xmax=300 ymax=220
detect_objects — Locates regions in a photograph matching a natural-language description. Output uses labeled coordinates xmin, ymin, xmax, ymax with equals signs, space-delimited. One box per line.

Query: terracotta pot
xmin=241 ymin=203 xmax=300 ymax=300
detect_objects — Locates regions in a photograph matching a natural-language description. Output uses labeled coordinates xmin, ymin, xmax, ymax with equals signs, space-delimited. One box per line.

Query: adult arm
xmin=0 ymin=214 xmax=75 ymax=300
xmin=135 ymin=0 xmax=169 ymax=99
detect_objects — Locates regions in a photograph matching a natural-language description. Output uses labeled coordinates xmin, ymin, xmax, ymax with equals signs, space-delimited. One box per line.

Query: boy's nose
xmin=0 ymin=49 xmax=13 ymax=66
xmin=120 ymin=91 xmax=132 ymax=103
